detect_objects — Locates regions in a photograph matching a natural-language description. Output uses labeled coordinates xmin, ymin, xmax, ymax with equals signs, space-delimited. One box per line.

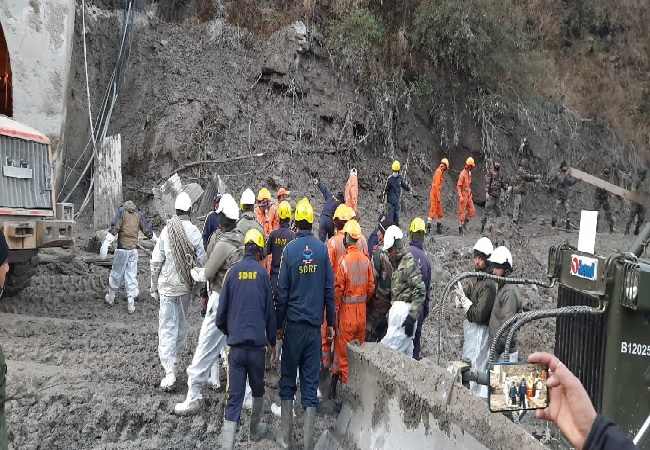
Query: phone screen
xmin=487 ymin=362 xmax=549 ymax=413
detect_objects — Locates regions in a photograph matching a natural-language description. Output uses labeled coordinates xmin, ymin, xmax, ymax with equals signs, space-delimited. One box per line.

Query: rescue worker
xmin=151 ymin=192 xmax=207 ymax=391
xmin=457 ymin=157 xmax=476 ymax=234
xmin=511 ymin=159 xmax=542 ymax=226
xmin=380 ymin=225 xmax=425 ymax=357
xmin=551 ymin=161 xmax=578 ymax=231
xmin=407 ymin=218 xmax=432 ymax=360
xmin=366 ymin=216 xmax=394 ymax=342
xmin=237 ymin=188 xmax=265 ymax=238
xmin=594 ymin=167 xmax=615 ymax=233
xmin=268 ymin=188 xmax=290 ymax=232
xmin=344 ymin=168 xmax=359 ymax=219
xmin=519 ymin=378 xmax=528 ymax=408
xmin=202 ymin=193 xmax=222 ymax=250
xmin=330 ymin=220 xmax=374 ymax=397
xmin=174 ymin=194 xmax=244 ymax=415
xmin=427 ymin=158 xmax=449 ymax=235
xmin=625 ymin=167 xmax=647 ymax=236
xmin=487 ymin=246 xmax=522 ymax=362
xmin=366 ymin=213 xmax=386 ymax=257
xmin=104 ymin=200 xmax=155 ymax=313
xmin=216 ymin=229 xmax=276 ymax=450
xmin=313 ymin=178 xmax=344 ymax=242
xmin=266 ymin=201 xmax=295 ymax=294
xmin=256 ymin=188 xmax=274 ymax=236
xmin=481 ymin=160 xmax=509 ymax=233
xmin=382 ymin=160 xmax=411 ymax=226
xmin=455 ymin=237 xmax=496 ymax=398
xmin=0 ymin=231 xmax=9 ymax=450
xmin=276 ymin=198 xmax=335 ymax=450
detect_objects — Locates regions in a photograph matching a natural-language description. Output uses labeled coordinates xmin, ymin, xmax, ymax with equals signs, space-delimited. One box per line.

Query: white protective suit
xmin=381 ymin=301 xmax=415 ymax=357
xmin=109 ymin=249 xmax=140 ymax=298
xmin=461 ymin=319 xmax=490 ymax=398
xmin=151 ymin=219 xmax=206 ymax=380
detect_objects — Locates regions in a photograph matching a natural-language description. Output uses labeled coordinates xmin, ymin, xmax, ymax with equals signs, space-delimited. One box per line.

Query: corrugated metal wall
xmin=0 ymin=136 xmax=52 ymax=209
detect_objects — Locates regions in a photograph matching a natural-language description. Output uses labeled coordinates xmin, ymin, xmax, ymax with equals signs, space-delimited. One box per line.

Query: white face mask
xmin=392 ymin=172 xmax=399 ymax=177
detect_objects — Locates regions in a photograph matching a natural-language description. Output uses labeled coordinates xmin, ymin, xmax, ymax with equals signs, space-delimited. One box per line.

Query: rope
xmin=436 ymin=272 xmax=555 ymax=364
xmin=167 ymin=216 xmax=200 ymax=288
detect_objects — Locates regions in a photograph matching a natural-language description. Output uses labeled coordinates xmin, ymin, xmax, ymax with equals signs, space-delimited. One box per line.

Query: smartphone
xmin=487 ymin=362 xmax=550 ymax=413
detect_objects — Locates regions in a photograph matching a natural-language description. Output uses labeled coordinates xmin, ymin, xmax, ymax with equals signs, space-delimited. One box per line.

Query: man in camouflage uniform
xmin=594 ymin=167 xmax=615 ymax=233
xmin=481 ymin=160 xmax=509 ymax=233
xmin=366 ymin=217 xmax=394 ymax=342
xmin=511 ymin=158 xmax=542 ymax=226
xmin=625 ymin=167 xmax=647 ymax=236
xmin=551 ymin=161 xmax=578 ymax=231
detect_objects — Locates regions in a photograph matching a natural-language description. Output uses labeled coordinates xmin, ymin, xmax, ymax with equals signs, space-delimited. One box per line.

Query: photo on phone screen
xmin=487 ymin=362 xmax=549 ymax=413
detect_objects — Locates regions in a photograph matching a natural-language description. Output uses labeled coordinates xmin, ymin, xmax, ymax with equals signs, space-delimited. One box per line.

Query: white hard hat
xmin=382 ymin=225 xmax=404 ymax=251
xmin=488 ymin=246 xmax=513 ymax=269
xmin=241 ymin=188 xmax=256 ymax=206
xmin=473 ymin=237 xmax=494 ymax=258
xmin=217 ymin=193 xmax=240 ymax=220
xmin=175 ymin=192 xmax=192 ymax=212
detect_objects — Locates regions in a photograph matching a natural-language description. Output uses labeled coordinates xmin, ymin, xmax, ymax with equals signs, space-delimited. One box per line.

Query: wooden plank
xmin=568 ymin=167 xmax=641 ymax=204
xmin=94 ymin=134 xmax=123 ymax=230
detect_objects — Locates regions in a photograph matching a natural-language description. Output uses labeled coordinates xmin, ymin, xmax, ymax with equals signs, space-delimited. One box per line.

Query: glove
xmin=191 ymin=268 xmax=206 ymax=282
xmin=460 ymin=295 xmax=473 ymax=312
xmin=150 ymin=290 xmax=160 ymax=301
xmin=402 ymin=315 xmax=416 ymax=338
xmin=152 ymin=232 xmax=158 ymax=244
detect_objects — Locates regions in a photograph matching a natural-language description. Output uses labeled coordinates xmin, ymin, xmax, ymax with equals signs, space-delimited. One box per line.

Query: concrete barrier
xmin=326 ymin=343 xmax=545 ymax=450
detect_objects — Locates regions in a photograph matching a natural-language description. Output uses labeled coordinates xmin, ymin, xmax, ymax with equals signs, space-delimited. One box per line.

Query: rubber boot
xmin=221 ymin=420 xmax=237 ymax=450
xmin=625 ymin=225 xmax=630 ymax=235
xmin=480 ymin=219 xmax=486 ymax=234
xmin=436 ymin=222 xmax=442 ymax=235
xmin=634 ymin=224 xmax=641 ymax=236
xmin=425 ymin=221 xmax=431 ymax=234
xmin=609 ymin=223 xmax=614 ymax=234
xmin=105 ymin=290 xmax=116 ymax=307
xmin=329 ymin=373 xmax=339 ymax=400
xmin=458 ymin=226 xmax=463 ymax=235
xmin=208 ymin=363 xmax=221 ymax=390
xmin=565 ymin=220 xmax=571 ymax=231
xmin=127 ymin=297 xmax=135 ymax=314
xmin=551 ymin=218 xmax=556 ymax=228
xmin=249 ymin=397 xmax=267 ymax=441
xmin=303 ymin=406 xmax=317 ymax=450
xmin=276 ymin=399 xmax=293 ymax=449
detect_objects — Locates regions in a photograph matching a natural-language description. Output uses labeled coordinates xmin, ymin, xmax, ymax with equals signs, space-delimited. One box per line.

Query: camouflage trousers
xmin=594 ymin=197 xmax=613 ymax=226
xmin=482 ymin=196 xmax=502 ymax=225
xmin=626 ymin=203 xmax=646 ymax=227
xmin=552 ymin=198 xmax=570 ymax=222
xmin=512 ymin=194 xmax=523 ymax=222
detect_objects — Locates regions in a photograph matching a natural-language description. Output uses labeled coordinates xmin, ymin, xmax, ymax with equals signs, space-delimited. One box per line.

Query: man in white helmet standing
xmin=487 ymin=246 xmax=523 ymax=362
xmin=237 ymin=188 xmax=265 ymax=238
xmin=174 ymin=194 xmax=244 ymax=415
xmin=151 ymin=192 xmax=206 ymax=391
xmin=455 ymin=237 xmax=497 ymax=398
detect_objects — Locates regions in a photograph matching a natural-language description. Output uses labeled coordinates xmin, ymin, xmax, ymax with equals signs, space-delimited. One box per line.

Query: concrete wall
xmin=0 ymin=0 xmax=76 ymax=184
xmin=328 ymin=343 xmax=545 ymax=450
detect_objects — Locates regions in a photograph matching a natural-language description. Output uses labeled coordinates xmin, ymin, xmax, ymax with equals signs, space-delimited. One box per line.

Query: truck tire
xmin=3 ymin=255 xmax=39 ymax=297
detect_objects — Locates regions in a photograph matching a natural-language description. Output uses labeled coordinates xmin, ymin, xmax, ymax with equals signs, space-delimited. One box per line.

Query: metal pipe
xmin=628 ymin=222 xmax=650 ymax=257
xmin=634 ymin=413 xmax=650 ymax=446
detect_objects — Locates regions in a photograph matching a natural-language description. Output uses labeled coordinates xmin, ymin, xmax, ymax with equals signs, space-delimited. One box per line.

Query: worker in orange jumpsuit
xmin=330 ymin=219 xmax=374 ymax=398
xmin=268 ymin=188 xmax=289 ymax=232
xmin=344 ymin=168 xmax=358 ymax=220
xmin=427 ymin=158 xmax=449 ymax=235
xmin=255 ymin=188 xmax=274 ymax=237
xmin=457 ymin=157 xmax=476 ymax=235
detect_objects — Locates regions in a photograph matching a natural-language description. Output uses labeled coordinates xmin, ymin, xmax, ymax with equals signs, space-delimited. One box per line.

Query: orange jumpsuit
xmin=345 ymin=174 xmax=359 ymax=219
xmin=429 ymin=164 xmax=446 ymax=220
xmin=457 ymin=168 xmax=475 ymax=225
xmin=267 ymin=202 xmax=281 ymax=232
xmin=331 ymin=244 xmax=375 ymax=383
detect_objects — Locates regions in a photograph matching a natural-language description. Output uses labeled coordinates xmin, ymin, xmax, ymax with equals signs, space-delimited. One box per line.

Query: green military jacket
xmin=465 ymin=276 xmax=497 ymax=326
xmin=391 ymin=251 xmax=425 ymax=320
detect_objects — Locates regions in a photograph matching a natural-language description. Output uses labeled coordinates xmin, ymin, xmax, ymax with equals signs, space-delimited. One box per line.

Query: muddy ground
xmin=0 ymin=210 xmax=639 ymax=449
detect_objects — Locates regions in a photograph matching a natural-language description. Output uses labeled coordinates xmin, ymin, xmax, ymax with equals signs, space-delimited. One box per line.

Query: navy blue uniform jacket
xmin=383 ymin=174 xmax=410 ymax=206
xmin=276 ymin=230 xmax=335 ymax=328
xmin=216 ymin=253 xmax=277 ymax=348
xmin=266 ymin=223 xmax=295 ymax=283
xmin=202 ymin=211 xmax=220 ymax=250
xmin=317 ymin=181 xmax=344 ymax=218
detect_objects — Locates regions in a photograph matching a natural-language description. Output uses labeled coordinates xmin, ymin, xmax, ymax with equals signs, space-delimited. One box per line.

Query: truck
xmin=0 ymin=115 xmax=74 ymax=296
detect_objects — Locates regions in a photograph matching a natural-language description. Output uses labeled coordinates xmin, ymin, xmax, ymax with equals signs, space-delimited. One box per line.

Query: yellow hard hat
xmin=441 ymin=158 xmax=449 ymax=169
xmin=342 ymin=219 xmax=362 ymax=240
xmin=295 ymin=198 xmax=314 ymax=224
xmin=466 ymin=157 xmax=475 ymax=167
xmin=244 ymin=228 xmax=265 ymax=249
xmin=334 ymin=204 xmax=353 ymax=221
xmin=392 ymin=160 xmax=401 ymax=172
xmin=278 ymin=200 xmax=292 ymax=220
xmin=410 ymin=217 xmax=426 ymax=233
xmin=346 ymin=205 xmax=357 ymax=219
xmin=257 ymin=188 xmax=272 ymax=202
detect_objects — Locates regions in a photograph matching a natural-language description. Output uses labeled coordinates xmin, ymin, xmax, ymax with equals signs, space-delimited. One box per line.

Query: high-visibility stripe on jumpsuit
xmin=457 ymin=168 xmax=475 ymax=226
xmin=428 ymin=164 xmax=446 ymax=221
xmin=331 ymin=244 xmax=374 ymax=383
xmin=323 ymin=231 xmax=369 ymax=371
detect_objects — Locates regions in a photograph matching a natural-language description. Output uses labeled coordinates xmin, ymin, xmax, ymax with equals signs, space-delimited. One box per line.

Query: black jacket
xmin=584 ymin=415 xmax=638 ymax=450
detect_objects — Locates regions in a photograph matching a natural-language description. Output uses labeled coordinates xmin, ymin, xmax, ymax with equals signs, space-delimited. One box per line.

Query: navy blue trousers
xmin=387 ymin=202 xmax=400 ymax=226
xmin=279 ymin=323 xmax=320 ymax=407
xmin=225 ymin=346 xmax=266 ymax=422
xmin=318 ymin=215 xmax=334 ymax=242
